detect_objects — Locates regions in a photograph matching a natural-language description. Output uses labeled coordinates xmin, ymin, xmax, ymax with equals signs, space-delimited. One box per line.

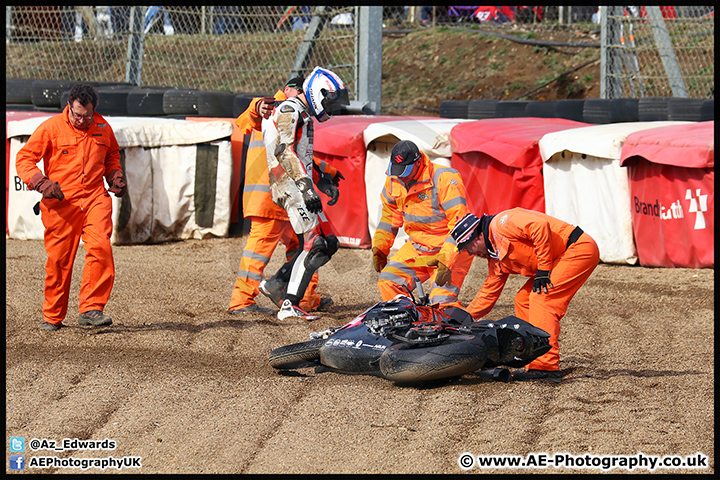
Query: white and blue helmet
xmin=303 ymin=66 xmax=349 ymax=122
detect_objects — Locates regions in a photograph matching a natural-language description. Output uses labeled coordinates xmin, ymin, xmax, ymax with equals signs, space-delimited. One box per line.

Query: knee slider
xmin=325 ymin=234 xmax=339 ymax=257
xmin=305 ymin=236 xmax=331 ymax=270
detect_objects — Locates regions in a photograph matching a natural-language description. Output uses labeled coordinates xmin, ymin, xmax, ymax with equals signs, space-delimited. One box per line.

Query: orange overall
xmin=229 ymin=91 xmax=339 ymax=311
xmin=466 ymin=208 xmax=600 ymax=371
xmin=16 ymin=106 xmax=121 ymax=326
xmin=372 ymin=153 xmax=474 ymax=307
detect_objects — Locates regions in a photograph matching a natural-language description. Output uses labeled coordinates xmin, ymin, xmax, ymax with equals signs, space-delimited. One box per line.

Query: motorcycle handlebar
xmin=474 ymin=368 xmax=512 ymax=383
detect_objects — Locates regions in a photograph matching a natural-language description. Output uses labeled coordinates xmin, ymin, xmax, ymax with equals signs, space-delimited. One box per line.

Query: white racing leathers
xmin=263 ymin=97 xmax=318 ymax=234
xmin=262 ymin=97 xmax=337 ymax=307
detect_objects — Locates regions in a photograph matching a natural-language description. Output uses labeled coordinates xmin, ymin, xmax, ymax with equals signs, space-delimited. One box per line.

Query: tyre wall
xmin=440 ymin=97 xmax=714 ymax=123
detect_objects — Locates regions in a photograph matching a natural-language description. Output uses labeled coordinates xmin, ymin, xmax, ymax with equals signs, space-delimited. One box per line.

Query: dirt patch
xmin=5 ymin=237 xmax=714 ymax=474
xmin=381 ymin=24 xmax=602 ymax=115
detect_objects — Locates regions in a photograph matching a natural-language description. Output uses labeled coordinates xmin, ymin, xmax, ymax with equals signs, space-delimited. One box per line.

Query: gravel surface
xmin=5 ymin=237 xmax=714 ymax=474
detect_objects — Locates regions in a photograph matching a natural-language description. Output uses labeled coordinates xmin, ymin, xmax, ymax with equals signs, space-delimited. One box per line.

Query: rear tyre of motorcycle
xmin=269 ymin=339 xmax=325 ymax=369
xmin=379 ymin=336 xmax=488 ymax=383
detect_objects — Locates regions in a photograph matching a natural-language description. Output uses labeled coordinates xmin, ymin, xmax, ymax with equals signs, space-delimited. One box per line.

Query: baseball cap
xmin=450 ymin=213 xmax=482 ymax=250
xmin=387 ymin=140 xmax=422 ymax=177
xmin=285 ymin=76 xmax=305 ymax=93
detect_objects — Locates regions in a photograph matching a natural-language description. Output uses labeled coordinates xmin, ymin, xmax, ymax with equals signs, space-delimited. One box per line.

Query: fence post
xmin=357 ymin=6 xmax=382 ymax=114
xmin=6 ymin=6 xmax=12 ymax=44
xmin=290 ymin=5 xmax=328 ymax=78
xmin=646 ymin=6 xmax=688 ymax=97
xmin=600 ymin=6 xmax=623 ymax=99
xmin=125 ymin=6 xmax=145 ymax=85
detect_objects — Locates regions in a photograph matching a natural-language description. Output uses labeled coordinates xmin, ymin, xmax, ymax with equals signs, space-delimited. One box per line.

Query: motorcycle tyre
xmin=269 ymin=339 xmax=326 ymax=370
xmin=379 ymin=335 xmax=488 ymax=383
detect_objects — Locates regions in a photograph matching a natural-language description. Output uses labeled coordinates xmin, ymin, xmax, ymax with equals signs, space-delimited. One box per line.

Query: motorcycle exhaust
xmin=474 ymin=368 xmax=511 ymax=383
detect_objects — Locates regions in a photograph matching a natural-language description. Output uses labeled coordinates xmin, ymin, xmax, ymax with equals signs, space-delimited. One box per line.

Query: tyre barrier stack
xmin=667 ymin=98 xmax=708 ymax=122
xmin=582 ymin=98 xmax=612 ymax=124
xmin=233 ymin=93 xmax=270 ymax=118
xmin=6 ymin=79 xmax=274 ymax=119
xmin=555 ymin=99 xmax=585 ymax=122
xmin=4 ymin=79 xmax=714 ymax=123
xmin=60 ymin=85 xmax=136 ymax=117
xmin=467 ymin=99 xmax=499 ymax=119
xmin=495 ymin=100 xmax=529 ymax=118
xmin=127 ymin=86 xmax=172 ymax=116
xmin=608 ymin=98 xmax=640 ymax=123
xmin=162 ymin=88 xmax=200 ymax=116
xmin=438 ymin=100 xmax=469 ymax=119
xmin=440 ymin=97 xmax=713 ymax=123
xmin=524 ymin=100 xmax=556 ymax=118
xmin=699 ymin=99 xmax=714 ymax=121
xmin=637 ymin=97 xmax=670 ymax=122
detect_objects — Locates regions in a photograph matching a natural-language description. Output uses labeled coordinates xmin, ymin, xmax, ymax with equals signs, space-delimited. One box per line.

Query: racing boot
xmin=229 ymin=304 xmax=274 ymax=315
xmin=317 ymin=296 xmax=334 ymax=311
xmin=259 ymin=278 xmax=286 ymax=308
xmin=278 ymin=299 xmax=320 ymax=321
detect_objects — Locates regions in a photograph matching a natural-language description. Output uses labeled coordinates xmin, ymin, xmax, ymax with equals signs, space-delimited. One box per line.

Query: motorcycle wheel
xmin=268 ymin=339 xmax=326 ymax=369
xmin=379 ymin=335 xmax=488 ymax=383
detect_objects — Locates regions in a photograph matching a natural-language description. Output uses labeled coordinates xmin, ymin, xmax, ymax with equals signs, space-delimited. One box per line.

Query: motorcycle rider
xmin=261 ymin=66 xmax=349 ymax=320
xmin=372 ymin=139 xmax=475 ymax=308
xmin=228 ymin=76 xmax=341 ymax=315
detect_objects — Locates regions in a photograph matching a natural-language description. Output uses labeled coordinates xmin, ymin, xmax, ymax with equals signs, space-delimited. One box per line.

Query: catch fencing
xmin=5 ymin=6 xmax=715 ymax=100
xmin=6 ymin=6 xmax=358 ymax=96
xmin=601 ymin=6 xmax=714 ymax=99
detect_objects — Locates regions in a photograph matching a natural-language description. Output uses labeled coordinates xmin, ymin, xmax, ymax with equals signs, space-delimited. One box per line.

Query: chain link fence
xmin=6 ymin=6 xmax=357 ymax=95
xmin=602 ymin=6 xmax=714 ymax=99
xmin=6 ymin=6 xmax=714 ymax=102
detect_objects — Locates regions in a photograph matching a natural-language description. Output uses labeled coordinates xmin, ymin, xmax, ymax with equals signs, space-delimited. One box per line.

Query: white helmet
xmin=303 ymin=66 xmax=349 ymax=122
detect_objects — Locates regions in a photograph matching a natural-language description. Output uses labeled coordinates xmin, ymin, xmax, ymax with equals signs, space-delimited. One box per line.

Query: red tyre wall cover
xmin=451 ymin=150 xmax=546 ymax=214
xmin=620 ymin=121 xmax=714 ymax=268
xmin=450 ymin=117 xmax=589 ymax=216
xmin=313 ymin=115 xmax=423 ymax=248
xmin=627 ymin=160 xmax=713 ymax=268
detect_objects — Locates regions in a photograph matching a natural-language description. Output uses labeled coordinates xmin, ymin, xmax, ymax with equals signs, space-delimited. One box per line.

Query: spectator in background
xmin=109 ymin=6 xmax=130 ymax=34
xmin=383 ymin=6 xmax=406 ymax=26
xmin=63 ymin=6 xmax=119 ymax=41
xmin=214 ymin=6 xmax=243 ymax=34
xmin=403 ymin=6 xmax=433 ymax=24
xmin=144 ymin=6 xmax=174 ymax=35
xmin=293 ymin=6 xmax=312 ymax=30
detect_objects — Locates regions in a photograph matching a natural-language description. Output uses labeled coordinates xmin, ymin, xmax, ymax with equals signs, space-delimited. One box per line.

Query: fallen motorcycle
xmin=269 ymin=284 xmax=551 ymax=384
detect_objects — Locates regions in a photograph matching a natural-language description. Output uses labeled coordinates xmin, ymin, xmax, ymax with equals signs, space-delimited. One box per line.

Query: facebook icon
xmin=10 ymin=455 xmax=25 ymax=470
